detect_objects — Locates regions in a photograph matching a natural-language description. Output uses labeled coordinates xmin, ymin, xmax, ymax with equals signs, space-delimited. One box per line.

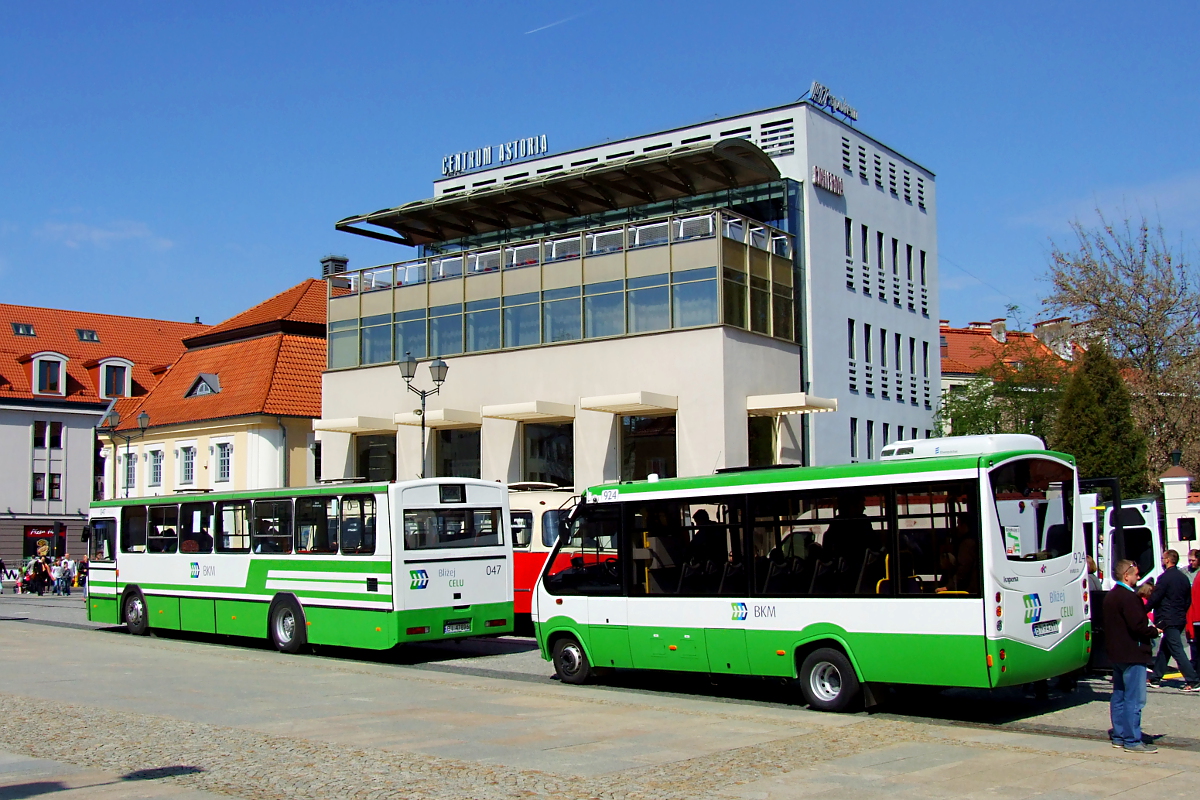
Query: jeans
xmin=1153 ymin=626 xmax=1199 ymax=684
xmin=1111 ymin=663 xmax=1148 ymax=747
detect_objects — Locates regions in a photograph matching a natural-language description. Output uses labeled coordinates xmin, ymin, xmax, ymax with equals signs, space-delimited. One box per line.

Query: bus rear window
xmin=511 ymin=511 xmax=534 ymax=548
xmin=404 ymin=508 xmax=503 ymax=550
xmin=990 ymin=458 xmax=1075 ymax=560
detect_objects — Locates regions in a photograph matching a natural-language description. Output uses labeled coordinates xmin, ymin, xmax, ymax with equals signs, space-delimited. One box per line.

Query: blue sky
xmin=2 ymin=1 xmax=1197 ymax=330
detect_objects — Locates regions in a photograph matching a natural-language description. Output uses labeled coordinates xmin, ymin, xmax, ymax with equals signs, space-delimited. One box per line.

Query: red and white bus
xmin=508 ymin=483 xmax=574 ymax=627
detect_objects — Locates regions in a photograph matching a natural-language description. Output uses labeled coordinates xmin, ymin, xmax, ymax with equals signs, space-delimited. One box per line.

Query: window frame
xmin=215 ymin=500 xmax=251 ymax=553
xmin=252 ymin=499 xmax=294 ymax=554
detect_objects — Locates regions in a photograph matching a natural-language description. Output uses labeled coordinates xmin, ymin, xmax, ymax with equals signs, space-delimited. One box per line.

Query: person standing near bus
xmin=1147 ymin=549 xmax=1198 ymax=691
xmin=1105 ymin=559 xmax=1161 ymax=753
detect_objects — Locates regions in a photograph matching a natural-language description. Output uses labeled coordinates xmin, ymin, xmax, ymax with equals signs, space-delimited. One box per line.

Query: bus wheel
xmin=123 ymin=589 xmax=149 ymax=636
xmin=268 ymin=597 xmax=307 ymax=654
xmin=799 ymin=647 xmax=860 ymax=712
xmin=553 ymin=636 xmax=592 ymax=685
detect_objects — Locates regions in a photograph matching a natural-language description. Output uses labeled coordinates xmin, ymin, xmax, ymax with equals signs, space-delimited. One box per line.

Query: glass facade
xmin=325 ymin=204 xmax=795 ymax=370
xmin=621 ymin=415 xmax=677 ymax=481
xmin=523 ymin=422 xmax=574 ymax=487
xmin=435 ymin=429 xmax=481 ymax=479
xmin=355 ymin=434 xmax=396 ymax=482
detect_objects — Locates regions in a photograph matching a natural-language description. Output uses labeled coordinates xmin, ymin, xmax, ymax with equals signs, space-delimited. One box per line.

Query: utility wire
xmin=939 ymin=253 xmax=1025 ymax=310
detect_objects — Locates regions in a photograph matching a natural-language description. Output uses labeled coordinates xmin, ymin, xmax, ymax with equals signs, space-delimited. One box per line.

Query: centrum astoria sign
xmin=812 ymin=165 xmax=845 ymax=196
xmin=442 ymin=134 xmax=549 ymax=177
xmin=809 ymin=81 xmax=858 ymax=122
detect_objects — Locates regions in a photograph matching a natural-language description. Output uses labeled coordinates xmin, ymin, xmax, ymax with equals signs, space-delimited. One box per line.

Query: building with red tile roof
xmin=0 ymin=304 xmax=204 ymax=565
xmin=98 ymin=280 xmax=326 ymax=499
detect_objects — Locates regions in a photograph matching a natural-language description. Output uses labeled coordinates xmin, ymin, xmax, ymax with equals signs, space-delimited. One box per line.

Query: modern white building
xmin=318 ymin=91 xmax=939 ymax=488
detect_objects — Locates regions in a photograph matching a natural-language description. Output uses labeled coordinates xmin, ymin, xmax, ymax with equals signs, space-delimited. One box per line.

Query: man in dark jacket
xmin=1148 ymin=549 xmax=1199 ymax=691
xmin=1104 ymin=559 xmax=1161 ymax=753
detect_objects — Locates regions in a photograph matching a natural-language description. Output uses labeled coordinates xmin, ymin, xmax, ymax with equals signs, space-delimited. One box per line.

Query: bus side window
xmin=90 ymin=518 xmax=117 ymax=562
xmin=341 ymin=495 xmax=376 ymax=555
xmin=179 ymin=502 xmax=214 ymax=554
xmin=295 ymin=496 xmax=337 ymax=554
xmin=216 ymin=501 xmax=251 ymax=553
xmin=511 ymin=511 xmax=534 ymax=549
xmin=628 ymin=499 xmax=746 ymax=596
xmin=894 ymin=480 xmax=979 ymax=596
xmin=120 ymin=506 xmax=148 ymax=553
xmin=253 ymin=500 xmax=293 ymax=554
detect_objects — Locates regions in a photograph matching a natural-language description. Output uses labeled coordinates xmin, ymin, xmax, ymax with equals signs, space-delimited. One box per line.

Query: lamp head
xmin=102 ymin=411 xmax=120 ymax=429
xmin=429 ymin=358 xmax=449 ymax=386
xmin=399 ymin=352 xmax=417 ymax=382
xmin=137 ymin=411 xmax=150 ymax=431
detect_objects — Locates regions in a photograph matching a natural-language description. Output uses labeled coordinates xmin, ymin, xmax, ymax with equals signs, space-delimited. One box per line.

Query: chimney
xmin=321 ymin=255 xmax=349 ymax=278
xmin=990 ymin=318 xmax=1007 ymax=343
xmin=967 ymin=321 xmax=990 ymax=330
xmin=939 ymin=319 xmax=950 ymax=328
xmin=1033 ymin=317 xmax=1075 ymax=359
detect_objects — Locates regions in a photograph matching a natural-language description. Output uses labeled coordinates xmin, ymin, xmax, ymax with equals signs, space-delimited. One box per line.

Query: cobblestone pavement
xmin=3 ymin=598 xmax=1200 ymax=799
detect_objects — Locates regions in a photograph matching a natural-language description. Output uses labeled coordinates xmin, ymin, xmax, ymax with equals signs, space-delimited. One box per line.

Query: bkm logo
xmin=409 ymin=569 xmax=430 ymax=590
xmin=1023 ymin=593 xmax=1042 ymax=624
xmin=189 ymin=562 xmax=200 ymax=579
xmin=731 ymin=602 xmax=748 ymax=621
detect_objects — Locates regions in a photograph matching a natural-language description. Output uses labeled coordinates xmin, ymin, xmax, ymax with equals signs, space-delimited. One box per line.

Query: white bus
xmin=534 ymin=435 xmax=1092 ymax=711
xmin=85 ymin=478 xmax=513 ymax=651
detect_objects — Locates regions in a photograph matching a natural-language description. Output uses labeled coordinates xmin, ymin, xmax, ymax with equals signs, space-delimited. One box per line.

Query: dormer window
xmin=11 ymin=323 xmax=35 ymax=336
xmin=186 ymin=373 xmax=220 ymax=397
xmin=77 ymin=329 xmax=100 ymax=342
xmin=27 ymin=352 xmax=69 ymax=396
xmin=104 ymin=364 xmax=127 ymax=397
xmin=91 ymin=357 xmax=134 ymax=399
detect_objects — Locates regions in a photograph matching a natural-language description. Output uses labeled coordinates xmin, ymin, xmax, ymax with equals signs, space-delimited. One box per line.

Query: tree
xmin=1051 ymin=342 xmax=1149 ymax=495
xmin=1044 ymin=212 xmax=1200 ymax=480
xmin=936 ymin=309 xmax=1071 ymax=441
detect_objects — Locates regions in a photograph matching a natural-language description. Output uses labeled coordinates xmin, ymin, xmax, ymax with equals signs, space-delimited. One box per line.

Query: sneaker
xmin=1148 ymin=679 xmax=1162 ymax=688
xmin=1124 ymin=743 xmax=1159 ymax=753
xmin=1112 ymin=739 xmax=1125 ymax=748
xmin=1182 ymin=684 xmax=1200 ymax=693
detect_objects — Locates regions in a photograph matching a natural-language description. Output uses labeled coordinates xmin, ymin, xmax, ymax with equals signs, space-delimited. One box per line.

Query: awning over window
xmin=313 ymin=416 xmax=397 ymax=434
xmin=746 ymin=393 xmax=838 ymax=416
xmin=394 ymin=408 xmax=482 ymax=430
xmin=579 ymin=391 xmax=678 ymax=416
xmin=336 ymin=139 xmax=781 ymax=247
xmin=480 ymin=400 xmax=575 ymax=422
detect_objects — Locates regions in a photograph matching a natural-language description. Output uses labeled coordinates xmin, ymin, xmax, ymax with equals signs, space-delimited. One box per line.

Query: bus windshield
xmin=990 ymin=458 xmax=1075 ymax=560
xmin=543 ymin=503 xmax=620 ymax=595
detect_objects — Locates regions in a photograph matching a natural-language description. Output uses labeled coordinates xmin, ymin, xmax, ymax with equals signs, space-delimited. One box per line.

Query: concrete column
xmin=1158 ymin=468 xmax=1195 ymax=551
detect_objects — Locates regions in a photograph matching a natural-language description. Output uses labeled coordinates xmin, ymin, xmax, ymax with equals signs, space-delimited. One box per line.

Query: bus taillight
xmin=485 ymin=619 xmax=507 ymax=628
xmin=406 ymin=626 xmax=430 ymax=635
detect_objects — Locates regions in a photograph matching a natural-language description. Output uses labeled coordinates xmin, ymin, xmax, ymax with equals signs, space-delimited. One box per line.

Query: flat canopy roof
xmin=337 ymin=139 xmax=782 ymax=247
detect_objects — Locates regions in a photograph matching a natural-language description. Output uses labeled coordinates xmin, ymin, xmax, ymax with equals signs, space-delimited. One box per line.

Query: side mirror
xmin=80 ymin=526 xmax=92 ymax=542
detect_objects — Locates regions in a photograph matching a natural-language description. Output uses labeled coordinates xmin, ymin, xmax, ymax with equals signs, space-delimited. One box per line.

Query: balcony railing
xmin=330 ymin=208 xmax=792 ymax=297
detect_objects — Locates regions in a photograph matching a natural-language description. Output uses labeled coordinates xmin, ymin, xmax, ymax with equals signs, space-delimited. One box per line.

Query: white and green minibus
xmin=85 ymin=478 xmax=513 ymax=651
xmin=534 ymin=435 xmax=1092 ymax=711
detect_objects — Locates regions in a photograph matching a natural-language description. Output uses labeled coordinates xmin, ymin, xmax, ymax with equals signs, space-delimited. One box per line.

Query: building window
xmin=867 ymin=420 xmax=875 ymax=459
xmin=523 ymin=422 xmax=573 ymax=486
xmin=672 ymin=268 xmax=718 ymax=328
xmin=465 ymin=298 xmax=501 ymax=352
xmin=627 ymin=274 xmax=670 ymax=334
xmin=328 ymin=319 xmax=359 ymax=369
xmin=394 ymin=309 xmax=428 ymax=360
xmin=313 ymin=441 xmax=322 ymax=482
xmin=104 ymin=364 xmax=127 ymax=397
xmin=860 ymin=225 xmax=868 ymax=264
xmin=12 ymin=323 xmax=35 ymax=336
xmin=49 ymin=473 xmax=62 ymax=500
xmin=503 ymin=293 xmax=540 ymax=347
xmin=883 ymin=423 xmax=890 ymax=446
xmin=429 ymin=303 xmax=463 ymax=356
xmin=920 ymin=251 xmax=928 ymax=286
xmin=584 ymin=281 xmax=625 ymax=338
xmin=621 ymin=415 xmax=676 ymax=481
xmin=864 ymin=324 xmax=872 ymax=363
xmin=359 ymin=313 xmax=393 ymax=364
xmin=355 ymin=434 xmax=396 ymax=482
xmin=124 ymin=455 xmax=136 ymax=491
xmin=880 ymin=328 xmax=888 ymax=367
xmin=32 ymin=473 xmax=45 ymax=500
xmin=76 ymin=329 xmax=100 ymax=342
xmin=36 ymin=359 xmax=62 ymax=394
xmin=844 ymin=217 xmax=853 ymax=258
xmin=850 ymin=418 xmax=859 ymax=460
xmin=180 ymin=446 xmax=195 ymax=485
xmin=33 ymin=421 xmax=46 ymax=448
xmin=149 ymin=451 xmax=163 ymax=487
xmin=847 ymin=319 xmax=856 ymax=360
xmin=435 ymin=429 xmax=481 ymax=479
xmin=543 ymin=287 xmax=582 ymax=343
xmin=748 ymin=416 xmax=776 ymax=467
xmin=216 ymin=442 xmax=232 ymax=482
xmin=722 ymin=270 xmax=747 ymax=330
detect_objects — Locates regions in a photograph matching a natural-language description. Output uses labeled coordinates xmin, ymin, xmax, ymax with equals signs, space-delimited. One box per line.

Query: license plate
xmin=1033 ymin=620 xmax=1060 ymax=637
xmin=443 ymin=620 xmax=471 ymax=634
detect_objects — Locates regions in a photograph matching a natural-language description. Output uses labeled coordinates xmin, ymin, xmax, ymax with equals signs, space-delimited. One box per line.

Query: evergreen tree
xmin=1052 ymin=343 xmax=1148 ymax=495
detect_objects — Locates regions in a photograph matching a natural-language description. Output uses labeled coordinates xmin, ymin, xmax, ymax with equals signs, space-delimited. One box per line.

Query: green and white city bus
xmin=535 ymin=435 xmax=1092 ymax=711
xmin=85 ymin=478 xmax=513 ymax=652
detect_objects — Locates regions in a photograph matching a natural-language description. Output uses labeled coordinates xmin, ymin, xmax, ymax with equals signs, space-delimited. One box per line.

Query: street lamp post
xmin=99 ymin=410 xmax=150 ymax=499
xmin=399 ymin=353 xmax=448 ymax=479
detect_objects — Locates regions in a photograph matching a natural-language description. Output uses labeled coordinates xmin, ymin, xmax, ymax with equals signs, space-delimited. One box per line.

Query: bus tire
xmin=798 ymin=647 xmax=860 ymax=712
xmin=122 ymin=588 xmax=149 ymax=636
xmin=268 ymin=596 xmax=307 ymax=654
xmin=552 ymin=636 xmax=592 ymax=685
